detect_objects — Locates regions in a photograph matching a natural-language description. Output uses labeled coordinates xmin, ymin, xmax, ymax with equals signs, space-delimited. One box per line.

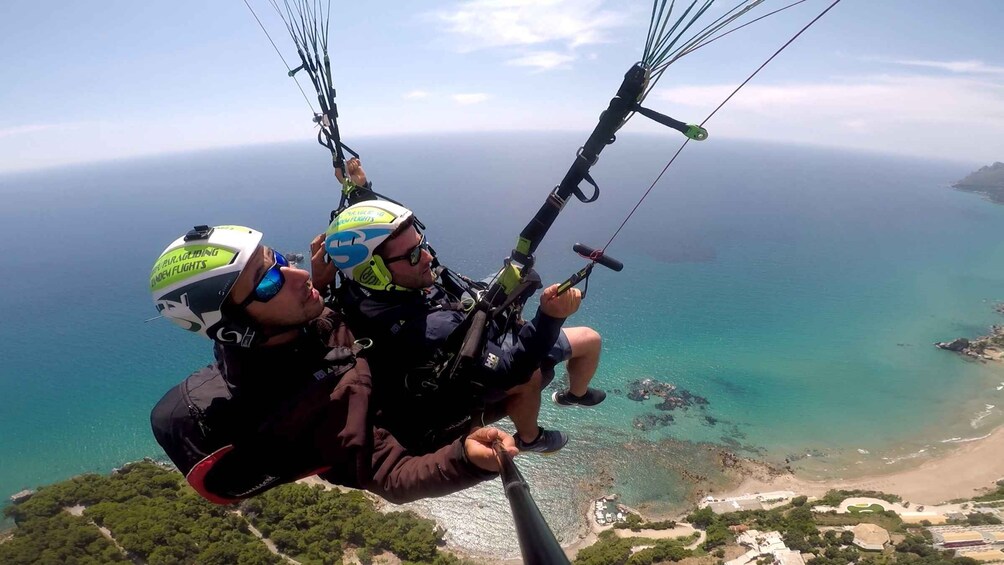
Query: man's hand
xmin=310 ymin=233 xmax=337 ymax=290
xmin=539 ymin=283 xmax=582 ymax=318
xmin=335 ymin=157 xmax=368 ymax=186
xmin=346 ymin=158 xmax=367 ymax=186
xmin=464 ymin=427 xmax=518 ymax=472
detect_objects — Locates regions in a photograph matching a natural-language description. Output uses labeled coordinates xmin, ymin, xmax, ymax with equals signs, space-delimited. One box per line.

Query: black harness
xmin=334 ymin=269 xmax=505 ymax=450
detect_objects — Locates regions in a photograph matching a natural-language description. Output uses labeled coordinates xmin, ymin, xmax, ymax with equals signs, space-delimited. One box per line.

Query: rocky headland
xmin=934 ymin=323 xmax=1004 ymax=362
xmin=953 ymin=161 xmax=1004 ymax=203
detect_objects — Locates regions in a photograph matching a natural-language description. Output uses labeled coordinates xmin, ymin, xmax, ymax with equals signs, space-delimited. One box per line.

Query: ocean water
xmin=2 ymin=133 xmax=1003 ymax=557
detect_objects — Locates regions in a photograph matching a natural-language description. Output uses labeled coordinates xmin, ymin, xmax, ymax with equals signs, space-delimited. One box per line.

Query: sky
xmin=1 ymin=0 xmax=1002 ymax=174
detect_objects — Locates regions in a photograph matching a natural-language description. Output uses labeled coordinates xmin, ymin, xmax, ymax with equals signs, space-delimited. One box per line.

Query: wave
xmin=940 ymin=432 xmax=992 ymax=444
xmin=882 ymin=448 xmax=930 ymax=465
xmin=970 ymin=404 xmax=997 ymax=428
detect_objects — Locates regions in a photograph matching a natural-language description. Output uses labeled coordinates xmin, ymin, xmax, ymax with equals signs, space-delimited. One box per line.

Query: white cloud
xmin=434 ymin=0 xmax=627 ymax=52
xmin=506 ymin=51 xmax=575 ymax=71
xmin=876 ymin=58 xmax=1004 ymax=75
xmin=0 ymin=123 xmax=66 ymax=138
xmin=652 ymin=74 xmax=1004 ymax=162
xmin=452 ymin=93 xmax=490 ymax=105
xmin=404 ymin=90 xmax=431 ymax=99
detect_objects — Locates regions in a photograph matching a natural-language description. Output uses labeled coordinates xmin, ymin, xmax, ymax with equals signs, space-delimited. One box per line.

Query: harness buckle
xmin=576 ymin=145 xmax=600 ymax=167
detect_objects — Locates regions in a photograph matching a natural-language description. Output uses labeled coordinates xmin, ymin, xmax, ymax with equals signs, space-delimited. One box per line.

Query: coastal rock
xmin=936 ymin=322 xmax=1004 ymax=362
xmin=935 ymin=338 xmax=969 ymax=352
xmin=10 ymin=489 xmax=34 ymax=504
xmin=283 ymin=252 xmax=306 ymax=266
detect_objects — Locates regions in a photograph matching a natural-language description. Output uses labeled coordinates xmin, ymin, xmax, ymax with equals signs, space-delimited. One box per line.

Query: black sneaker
xmin=515 ymin=427 xmax=568 ymax=454
xmin=552 ymin=388 xmax=607 ymax=407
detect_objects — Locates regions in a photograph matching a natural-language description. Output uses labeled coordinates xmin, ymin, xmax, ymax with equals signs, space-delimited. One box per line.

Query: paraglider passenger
xmin=323 ymin=161 xmax=606 ymax=455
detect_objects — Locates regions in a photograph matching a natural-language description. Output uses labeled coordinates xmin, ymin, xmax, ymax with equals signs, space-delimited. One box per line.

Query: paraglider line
xmin=603 ymin=0 xmax=841 ymax=252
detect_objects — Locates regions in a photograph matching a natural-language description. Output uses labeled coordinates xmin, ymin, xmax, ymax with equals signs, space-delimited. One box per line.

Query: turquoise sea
xmin=2 ymin=133 xmax=1003 ymax=557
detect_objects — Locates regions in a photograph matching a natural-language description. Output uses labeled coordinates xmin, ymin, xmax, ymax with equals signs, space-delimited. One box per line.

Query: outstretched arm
xmin=367 ymin=425 xmax=518 ymax=504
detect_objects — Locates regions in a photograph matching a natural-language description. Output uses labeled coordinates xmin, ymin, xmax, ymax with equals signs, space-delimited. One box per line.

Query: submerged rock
xmin=633 ymin=413 xmax=675 ymax=431
xmin=625 ymin=377 xmax=710 ymax=414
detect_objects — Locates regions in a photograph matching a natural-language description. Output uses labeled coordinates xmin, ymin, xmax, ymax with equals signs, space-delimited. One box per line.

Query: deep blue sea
xmin=2 ymin=133 xmax=1003 ymax=556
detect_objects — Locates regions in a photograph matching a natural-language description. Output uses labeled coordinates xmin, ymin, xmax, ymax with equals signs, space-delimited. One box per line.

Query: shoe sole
xmin=551 ymin=391 xmax=573 ymax=406
xmin=517 ymin=429 xmax=569 ymax=455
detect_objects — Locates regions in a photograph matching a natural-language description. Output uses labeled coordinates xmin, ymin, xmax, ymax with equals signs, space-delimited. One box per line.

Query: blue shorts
xmin=540 ymin=329 xmax=572 ymax=388
xmin=485 ymin=329 xmax=571 ymax=402
xmin=546 ymin=329 xmax=572 ymax=364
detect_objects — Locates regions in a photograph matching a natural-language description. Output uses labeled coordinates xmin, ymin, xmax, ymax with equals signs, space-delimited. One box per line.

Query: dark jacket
xmin=338 ymin=277 xmax=565 ymax=450
xmin=150 ymin=308 xmax=495 ymax=505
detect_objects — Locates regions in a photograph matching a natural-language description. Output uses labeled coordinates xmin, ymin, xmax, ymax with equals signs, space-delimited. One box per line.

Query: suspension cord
xmin=676 ymin=0 xmax=809 ymax=59
xmin=602 ymin=0 xmax=841 ymax=251
xmin=242 ymin=0 xmax=317 ymax=114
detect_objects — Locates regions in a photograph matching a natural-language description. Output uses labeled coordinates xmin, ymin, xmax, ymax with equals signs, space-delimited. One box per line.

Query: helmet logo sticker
xmin=356 ymin=266 xmax=382 ymax=288
xmin=332 ymin=207 xmax=396 ymax=231
xmin=155 ymin=294 xmax=204 ymax=333
xmin=150 ymin=246 xmax=236 ymax=292
xmin=324 ymin=227 xmax=392 ymax=269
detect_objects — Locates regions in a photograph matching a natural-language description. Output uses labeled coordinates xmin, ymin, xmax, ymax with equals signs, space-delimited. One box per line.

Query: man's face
xmin=380 ymin=226 xmax=435 ymax=289
xmin=231 ymin=245 xmax=325 ymax=328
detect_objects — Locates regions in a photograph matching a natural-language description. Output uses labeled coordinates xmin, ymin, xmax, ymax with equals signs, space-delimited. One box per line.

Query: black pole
xmin=495 ymin=444 xmax=571 ymax=565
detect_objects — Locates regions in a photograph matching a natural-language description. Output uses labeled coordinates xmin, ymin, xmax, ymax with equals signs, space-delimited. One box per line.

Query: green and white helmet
xmin=325 ymin=201 xmax=414 ymax=291
xmin=150 ymin=225 xmax=262 ymax=346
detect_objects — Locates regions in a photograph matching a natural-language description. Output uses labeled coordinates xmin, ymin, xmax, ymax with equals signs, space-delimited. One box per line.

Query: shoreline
xmin=717 ymin=423 xmax=1004 ymax=505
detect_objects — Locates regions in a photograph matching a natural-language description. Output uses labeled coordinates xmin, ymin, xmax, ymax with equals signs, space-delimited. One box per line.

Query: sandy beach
xmin=296 ymin=414 xmax=1004 ymax=562
xmin=719 ymin=424 xmax=1004 ymax=504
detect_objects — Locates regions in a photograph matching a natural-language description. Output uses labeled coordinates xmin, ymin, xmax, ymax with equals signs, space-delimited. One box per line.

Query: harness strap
xmin=576 ymin=171 xmax=601 ymax=203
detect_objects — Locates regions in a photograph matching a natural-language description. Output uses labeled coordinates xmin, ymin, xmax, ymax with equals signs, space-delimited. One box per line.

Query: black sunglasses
xmin=237 ymin=250 xmax=289 ymax=309
xmin=383 ymin=234 xmax=429 ymax=266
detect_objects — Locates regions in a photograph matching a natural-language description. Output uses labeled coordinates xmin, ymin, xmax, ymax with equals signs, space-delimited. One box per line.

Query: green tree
xmin=687 ymin=507 xmax=717 ymax=529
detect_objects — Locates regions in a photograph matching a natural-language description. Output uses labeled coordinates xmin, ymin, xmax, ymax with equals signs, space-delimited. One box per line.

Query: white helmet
xmin=150 ymin=225 xmax=263 ymax=347
xmin=325 ymin=201 xmax=415 ymax=291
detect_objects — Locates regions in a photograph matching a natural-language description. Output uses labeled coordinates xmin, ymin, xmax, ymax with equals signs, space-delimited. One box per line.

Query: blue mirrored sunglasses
xmin=238 ymin=250 xmax=288 ymax=308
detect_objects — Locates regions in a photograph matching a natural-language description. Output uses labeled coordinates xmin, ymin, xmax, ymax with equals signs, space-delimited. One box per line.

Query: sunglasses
xmin=383 ymin=234 xmax=429 ymax=266
xmin=237 ymin=250 xmax=289 ymax=308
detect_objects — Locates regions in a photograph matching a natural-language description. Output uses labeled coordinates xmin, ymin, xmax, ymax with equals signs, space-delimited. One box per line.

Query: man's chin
xmin=306 ymin=297 xmax=325 ymax=318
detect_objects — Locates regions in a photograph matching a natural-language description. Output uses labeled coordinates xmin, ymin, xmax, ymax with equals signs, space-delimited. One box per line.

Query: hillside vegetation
xmin=0 ymin=462 xmax=467 ymax=565
xmin=954 ymin=162 xmax=1004 ymax=203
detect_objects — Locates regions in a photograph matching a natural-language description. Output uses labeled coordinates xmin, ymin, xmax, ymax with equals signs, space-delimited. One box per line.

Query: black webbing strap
xmin=514 ymin=62 xmax=648 ymax=260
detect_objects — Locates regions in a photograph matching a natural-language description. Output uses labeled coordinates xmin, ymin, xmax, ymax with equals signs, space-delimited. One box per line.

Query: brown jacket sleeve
xmin=365 ymin=427 xmax=497 ymax=504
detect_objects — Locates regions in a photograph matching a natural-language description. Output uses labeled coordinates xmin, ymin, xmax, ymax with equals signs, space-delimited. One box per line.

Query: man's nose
xmin=285 ymin=266 xmax=310 ymax=284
